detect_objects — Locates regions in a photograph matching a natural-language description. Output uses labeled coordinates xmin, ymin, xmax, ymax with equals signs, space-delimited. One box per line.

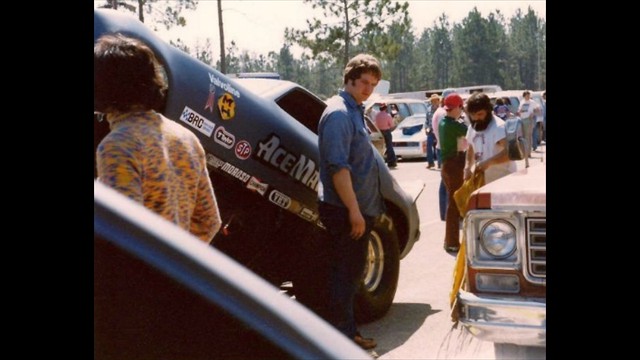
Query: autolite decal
xmin=235 ymin=140 xmax=252 ymax=160
xmin=180 ymin=106 xmax=215 ymax=136
xmin=214 ymin=126 xmax=235 ymax=149
xmin=269 ymin=190 xmax=291 ymax=209
xmin=255 ymin=134 xmax=319 ymax=192
xmin=246 ymin=176 xmax=268 ymax=195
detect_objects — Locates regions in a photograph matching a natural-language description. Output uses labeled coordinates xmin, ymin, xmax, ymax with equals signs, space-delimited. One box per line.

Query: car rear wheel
xmin=355 ymin=214 xmax=400 ymax=323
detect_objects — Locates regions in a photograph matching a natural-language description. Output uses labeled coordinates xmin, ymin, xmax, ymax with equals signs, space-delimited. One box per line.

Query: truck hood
xmin=468 ymin=164 xmax=546 ymax=211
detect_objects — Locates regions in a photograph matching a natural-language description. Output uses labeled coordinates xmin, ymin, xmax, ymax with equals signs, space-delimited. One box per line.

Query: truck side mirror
xmin=504 ymin=117 xmax=527 ymax=161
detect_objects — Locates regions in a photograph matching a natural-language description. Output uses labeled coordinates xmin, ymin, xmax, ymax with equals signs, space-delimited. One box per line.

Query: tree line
xmin=97 ymin=0 xmax=545 ymax=100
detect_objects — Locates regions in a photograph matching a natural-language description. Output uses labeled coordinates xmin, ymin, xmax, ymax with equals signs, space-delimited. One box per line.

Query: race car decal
xmin=269 ymin=190 xmax=291 ymax=210
xmin=205 ymin=153 xmax=251 ymax=183
xmin=214 ymin=126 xmax=235 ymax=149
xmin=246 ymin=176 xmax=268 ymax=195
xmin=179 ymin=106 xmax=215 ymax=137
xmin=204 ymin=84 xmax=216 ymax=112
xmin=208 ymin=73 xmax=240 ymax=98
xmin=299 ymin=207 xmax=319 ymax=222
xmin=235 ymin=140 xmax=252 ymax=160
xmin=217 ymin=92 xmax=236 ymax=120
xmin=205 ymin=152 xmax=322 ymax=228
xmin=255 ymin=134 xmax=319 ymax=192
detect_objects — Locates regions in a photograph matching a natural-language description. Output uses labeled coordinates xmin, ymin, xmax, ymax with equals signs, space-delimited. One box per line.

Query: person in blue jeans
xmin=317 ymin=53 xmax=384 ymax=351
xmin=425 ymin=94 xmax=440 ymax=168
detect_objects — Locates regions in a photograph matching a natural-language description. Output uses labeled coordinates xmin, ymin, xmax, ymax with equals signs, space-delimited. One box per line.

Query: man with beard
xmin=464 ymin=92 xmax=517 ymax=184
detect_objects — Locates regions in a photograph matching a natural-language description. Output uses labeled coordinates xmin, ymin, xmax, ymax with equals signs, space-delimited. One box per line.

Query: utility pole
xmin=217 ymin=0 xmax=226 ymax=74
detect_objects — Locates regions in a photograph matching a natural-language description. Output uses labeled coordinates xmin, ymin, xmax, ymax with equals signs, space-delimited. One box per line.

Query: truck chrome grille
xmin=526 ymin=218 xmax=546 ymax=279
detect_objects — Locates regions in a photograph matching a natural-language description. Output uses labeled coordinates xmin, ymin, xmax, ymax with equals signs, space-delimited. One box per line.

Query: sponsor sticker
xmin=299 ymin=207 xmax=319 ymax=222
xmin=218 ymin=92 xmax=236 ymax=120
xmin=214 ymin=126 xmax=235 ymax=149
xmin=205 ymin=154 xmax=224 ymax=168
xmin=235 ymin=140 xmax=252 ymax=160
xmin=220 ymin=162 xmax=251 ymax=183
xmin=268 ymin=190 xmax=291 ymax=210
xmin=208 ymin=73 xmax=241 ymax=99
xmin=179 ymin=106 xmax=215 ymax=136
xmin=204 ymin=84 xmax=216 ymax=112
xmin=246 ymin=176 xmax=268 ymax=196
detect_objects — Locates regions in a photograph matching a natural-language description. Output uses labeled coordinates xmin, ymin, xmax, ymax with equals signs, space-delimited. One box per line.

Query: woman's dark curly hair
xmin=94 ymin=33 xmax=167 ymax=113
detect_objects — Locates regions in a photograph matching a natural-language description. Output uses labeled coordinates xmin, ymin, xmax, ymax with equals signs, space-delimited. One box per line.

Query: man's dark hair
xmin=94 ymin=33 xmax=167 ymax=113
xmin=522 ymin=90 xmax=531 ymax=97
xmin=466 ymin=92 xmax=493 ymax=114
xmin=343 ymin=54 xmax=382 ymax=85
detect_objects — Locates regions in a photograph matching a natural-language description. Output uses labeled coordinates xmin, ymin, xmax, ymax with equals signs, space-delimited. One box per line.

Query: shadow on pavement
xmin=359 ymin=302 xmax=439 ymax=356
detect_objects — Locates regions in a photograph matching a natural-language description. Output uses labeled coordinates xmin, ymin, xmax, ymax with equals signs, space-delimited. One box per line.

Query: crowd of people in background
xmin=422 ymin=87 xmax=545 ymax=253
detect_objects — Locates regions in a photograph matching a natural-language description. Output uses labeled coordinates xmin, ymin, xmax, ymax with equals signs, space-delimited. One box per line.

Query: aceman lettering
xmin=255 ymin=134 xmax=319 ymax=192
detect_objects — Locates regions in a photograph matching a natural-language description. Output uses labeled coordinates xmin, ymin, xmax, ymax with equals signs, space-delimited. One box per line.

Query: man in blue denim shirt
xmin=317 ymin=53 xmax=384 ymax=351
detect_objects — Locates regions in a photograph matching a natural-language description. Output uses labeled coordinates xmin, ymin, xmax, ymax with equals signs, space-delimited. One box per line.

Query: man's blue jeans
xmin=382 ymin=129 xmax=397 ymax=164
xmin=439 ymin=179 xmax=447 ymax=221
xmin=318 ymin=202 xmax=374 ymax=338
xmin=426 ymin=132 xmax=436 ymax=165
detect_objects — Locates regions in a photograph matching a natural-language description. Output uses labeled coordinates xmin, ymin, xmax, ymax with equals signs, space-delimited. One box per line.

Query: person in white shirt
xmin=464 ymin=92 xmax=516 ymax=184
xmin=517 ymin=90 xmax=539 ymax=158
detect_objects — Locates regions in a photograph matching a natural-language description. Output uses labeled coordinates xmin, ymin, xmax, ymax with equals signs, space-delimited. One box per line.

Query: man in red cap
xmin=438 ymin=93 xmax=468 ymax=252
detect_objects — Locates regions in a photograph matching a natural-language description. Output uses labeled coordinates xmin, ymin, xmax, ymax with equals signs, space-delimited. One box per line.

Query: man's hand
xmin=476 ymin=160 xmax=488 ymax=172
xmin=349 ymin=208 xmax=366 ymax=240
xmin=463 ymin=167 xmax=473 ymax=181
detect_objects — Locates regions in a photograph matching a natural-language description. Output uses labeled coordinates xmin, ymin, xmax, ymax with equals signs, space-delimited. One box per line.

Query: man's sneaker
xmin=388 ymin=162 xmax=398 ymax=169
xmin=353 ymin=334 xmax=377 ymax=350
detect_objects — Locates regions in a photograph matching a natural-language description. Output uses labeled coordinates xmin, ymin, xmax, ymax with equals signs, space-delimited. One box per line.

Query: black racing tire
xmin=354 ymin=214 xmax=400 ymax=323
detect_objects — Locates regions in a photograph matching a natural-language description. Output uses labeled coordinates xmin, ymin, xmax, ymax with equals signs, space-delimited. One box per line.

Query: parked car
xmin=365 ymin=97 xmax=428 ymax=126
xmin=488 ymin=90 xmax=522 ymax=115
xmin=94 ymin=9 xmax=423 ymax=323
xmin=94 ymin=181 xmax=372 ymax=360
xmin=452 ymin=137 xmax=546 ymax=350
xmin=390 ymin=114 xmax=428 ymax=160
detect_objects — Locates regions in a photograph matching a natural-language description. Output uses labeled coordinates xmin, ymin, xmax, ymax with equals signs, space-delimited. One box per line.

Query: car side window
xmin=275 ymin=88 xmax=326 ymax=135
xmin=409 ymin=103 xmax=427 ymax=115
xmin=396 ymin=103 xmax=411 ymax=120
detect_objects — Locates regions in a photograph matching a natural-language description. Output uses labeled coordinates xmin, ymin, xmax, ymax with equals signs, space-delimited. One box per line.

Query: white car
xmin=391 ymin=114 xmax=428 ymax=160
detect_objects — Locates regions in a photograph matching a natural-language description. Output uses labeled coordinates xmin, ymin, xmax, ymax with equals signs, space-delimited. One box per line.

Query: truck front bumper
xmin=457 ymin=289 xmax=546 ymax=347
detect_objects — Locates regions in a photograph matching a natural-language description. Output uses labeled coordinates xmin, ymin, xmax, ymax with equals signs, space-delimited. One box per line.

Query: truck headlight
xmin=480 ymin=220 xmax=516 ymax=259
